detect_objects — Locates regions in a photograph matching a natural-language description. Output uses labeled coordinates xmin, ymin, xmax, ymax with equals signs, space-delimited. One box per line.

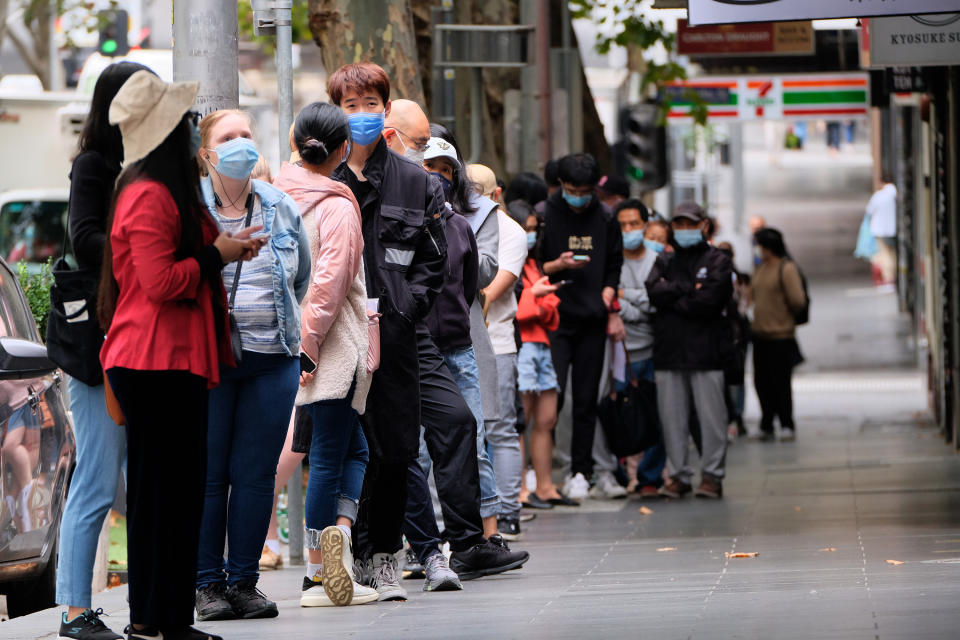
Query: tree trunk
xmin=307 ymin=0 xmax=425 ymax=105
xmin=5 ymin=0 xmax=51 ymax=88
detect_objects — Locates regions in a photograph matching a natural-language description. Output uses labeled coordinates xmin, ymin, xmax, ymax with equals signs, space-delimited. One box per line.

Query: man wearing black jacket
xmin=646 ymin=201 xmax=734 ymax=500
xmin=539 ymin=153 xmax=624 ymax=500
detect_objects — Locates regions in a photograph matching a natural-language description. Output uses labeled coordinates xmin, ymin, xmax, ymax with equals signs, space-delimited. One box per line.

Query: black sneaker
xmin=195 ymin=582 xmax=236 ymax=621
xmin=59 ymin=608 xmax=123 ymax=639
xmin=125 ymin=626 xmax=223 ymax=640
xmin=225 ymin=579 xmax=279 ymax=619
xmin=497 ymin=516 xmax=522 ymax=541
xmin=449 ymin=536 xmax=530 ymax=581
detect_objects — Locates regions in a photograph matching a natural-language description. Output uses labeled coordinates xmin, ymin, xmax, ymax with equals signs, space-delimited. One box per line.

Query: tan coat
xmin=751 ymin=257 xmax=806 ymax=340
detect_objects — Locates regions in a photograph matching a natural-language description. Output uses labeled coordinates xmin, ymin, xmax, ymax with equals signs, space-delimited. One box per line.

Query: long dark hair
xmin=754 ymin=227 xmax=790 ymax=259
xmin=428 ymin=123 xmax=477 ymax=215
xmin=98 ymin=116 xmax=215 ymax=329
xmin=77 ymin=62 xmax=153 ymax=167
xmin=294 ymin=102 xmax=351 ymax=165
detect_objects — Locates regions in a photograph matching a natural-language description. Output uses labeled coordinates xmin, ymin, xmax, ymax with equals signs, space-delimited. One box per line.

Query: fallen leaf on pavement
xmin=794 ymin=506 xmax=803 ymax=512
xmin=821 ymin=547 xmax=837 ymax=552
xmin=886 ymin=559 xmax=905 ymax=565
xmin=657 ymin=547 xmax=677 ymax=552
xmin=726 ymin=552 xmax=759 ymax=558
xmin=638 ymin=506 xmax=655 ymax=515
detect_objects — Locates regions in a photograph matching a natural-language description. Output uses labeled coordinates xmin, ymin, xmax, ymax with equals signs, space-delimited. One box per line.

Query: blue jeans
xmin=196 ymin=351 xmax=298 ymax=588
xmin=56 ymin=377 xmax=126 ymax=607
xmin=616 ymin=358 xmax=666 ymax=488
xmin=438 ymin=346 xmax=500 ymax=519
xmin=304 ymin=388 xmax=369 ymax=546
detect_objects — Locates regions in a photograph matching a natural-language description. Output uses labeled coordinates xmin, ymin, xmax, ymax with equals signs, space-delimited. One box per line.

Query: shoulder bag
xmin=597 ymin=344 xmax=660 ymax=458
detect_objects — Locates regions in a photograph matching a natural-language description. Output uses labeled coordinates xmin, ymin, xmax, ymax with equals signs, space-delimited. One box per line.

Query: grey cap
xmin=672 ymin=200 xmax=706 ymax=222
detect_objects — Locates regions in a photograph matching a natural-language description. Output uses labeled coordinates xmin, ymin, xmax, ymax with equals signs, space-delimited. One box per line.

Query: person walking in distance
xmin=55 ymin=60 xmax=150 ymax=640
xmin=867 ymin=172 xmax=897 ymax=289
xmin=751 ymin=228 xmax=806 ymax=442
xmin=646 ymin=201 xmax=733 ymax=500
xmin=99 ymin=70 xmax=263 ymax=640
xmin=537 ymin=153 xmax=624 ymax=500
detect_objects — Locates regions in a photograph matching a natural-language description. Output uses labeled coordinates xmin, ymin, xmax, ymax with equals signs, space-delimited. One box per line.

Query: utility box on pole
xmin=172 ymin=0 xmax=239 ymax=115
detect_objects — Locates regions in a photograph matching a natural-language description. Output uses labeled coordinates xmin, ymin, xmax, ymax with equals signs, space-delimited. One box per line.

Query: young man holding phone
xmin=537 ymin=153 xmax=624 ymax=500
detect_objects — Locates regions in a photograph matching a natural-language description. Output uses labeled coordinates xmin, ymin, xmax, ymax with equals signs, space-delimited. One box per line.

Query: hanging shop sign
xmin=677 ymin=19 xmax=814 ymax=56
xmin=665 ymin=73 xmax=870 ymax=122
xmin=687 ymin=0 xmax=960 ymax=26
xmin=869 ymin=13 xmax=960 ymax=68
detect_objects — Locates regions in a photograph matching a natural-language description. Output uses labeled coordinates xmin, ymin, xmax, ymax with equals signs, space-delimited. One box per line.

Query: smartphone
xmin=572 ymin=255 xmax=590 ymax=262
xmin=555 ymin=280 xmax=573 ymax=287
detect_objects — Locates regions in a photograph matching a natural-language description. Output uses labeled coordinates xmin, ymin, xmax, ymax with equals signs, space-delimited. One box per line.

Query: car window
xmin=0 ymin=267 xmax=39 ymax=340
xmin=0 ymin=199 xmax=71 ymax=265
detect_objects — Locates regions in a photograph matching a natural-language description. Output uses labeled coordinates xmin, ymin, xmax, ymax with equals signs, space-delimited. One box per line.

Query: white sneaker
xmin=321 ymin=526 xmax=378 ymax=606
xmin=563 ymin=473 xmax=591 ymax=500
xmin=525 ymin=468 xmax=537 ymax=493
xmin=300 ymin=576 xmax=377 ymax=607
xmin=590 ymin=471 xmax=627 ymax=499
xmin=369 ymin=552 xmax=408 ymax=601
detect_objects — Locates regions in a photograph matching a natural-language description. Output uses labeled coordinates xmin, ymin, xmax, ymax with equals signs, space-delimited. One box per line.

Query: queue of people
xmin=54 ymin=59 xmax=808 ymax=640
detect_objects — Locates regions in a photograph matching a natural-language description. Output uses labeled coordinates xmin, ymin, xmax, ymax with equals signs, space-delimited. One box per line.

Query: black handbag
xmin=227 ymin=193 xmax=256 ymax=365
xmin=597 ymin=348 xmax=660 ymax=458
xmin=47 ymin=250 xmax=105 ymax=386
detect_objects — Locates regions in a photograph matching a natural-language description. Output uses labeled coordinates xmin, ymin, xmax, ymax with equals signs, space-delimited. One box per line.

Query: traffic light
xmin=98 ymin=10 xmax=129 ymax=57
xmin=621 ymin=103 xmax=668 ymax=192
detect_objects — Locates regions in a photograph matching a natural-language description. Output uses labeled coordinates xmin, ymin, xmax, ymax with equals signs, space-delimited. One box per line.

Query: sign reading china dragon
xmin=677 ymin=19 xmax=814 ymax=56
xmin=687 ymin=0 xmax=960 ymax=26
xmin=665 ymin=73 xmax=870 ymax=122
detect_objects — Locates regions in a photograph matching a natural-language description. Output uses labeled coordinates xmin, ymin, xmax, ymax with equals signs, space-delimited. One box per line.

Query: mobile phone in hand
xmin=556 ymin=279 xmax=573 ymax=287
xmin=572 ymin=255 xmax=589 ymax=262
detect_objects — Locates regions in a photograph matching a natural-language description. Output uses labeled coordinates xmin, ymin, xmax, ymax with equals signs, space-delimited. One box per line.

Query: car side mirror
xmin=0 ymin=337 xmax=57 ymax=380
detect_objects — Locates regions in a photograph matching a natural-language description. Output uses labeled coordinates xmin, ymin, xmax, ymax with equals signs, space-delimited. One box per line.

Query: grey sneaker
xmin=369 ymin=552 xmax=408 ymax=601
xmin=353 ymin=557 xmax=369 ymax=586
xmin=422 ymin=552 xmax=463 ymax=592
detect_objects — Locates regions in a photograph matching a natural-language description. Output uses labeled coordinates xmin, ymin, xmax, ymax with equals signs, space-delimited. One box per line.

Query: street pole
xmin=172 ymin=0 xmax=239 ymax=114
xmin=274 ymin=0 xmax=294 ymax=170
xmin=536 ymin=0 xmax=552 ymax=167
xmin=48 ymin=0 xmax=62 ymax=91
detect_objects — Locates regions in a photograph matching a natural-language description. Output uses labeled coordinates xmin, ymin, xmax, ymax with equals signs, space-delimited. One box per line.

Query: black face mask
xmin=429 ymin=172 xmax=453 ymax=199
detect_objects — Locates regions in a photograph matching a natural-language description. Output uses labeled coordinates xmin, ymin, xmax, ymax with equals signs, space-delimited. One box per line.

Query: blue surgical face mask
xmin=348 ymin=111 xmax=385 ymax=146
xmin=189 ymin=121 xmax=202 ymax=157
xmin=673 ymin=228 xmax=703 ymax=249
xmin=643 ymin=239 xmax=665 ymax=254
xmin=429 ymin=172 xmax=453 ymax=199
xmin=622 ymin=229 xmax=644 ymax=251
xmin=210 ymin=137 xmax=259 ymax=180
xmin=561 ymin=188 xmax=592 ymax=209
xmin=526 ymin=231 xmax=537 ymax=250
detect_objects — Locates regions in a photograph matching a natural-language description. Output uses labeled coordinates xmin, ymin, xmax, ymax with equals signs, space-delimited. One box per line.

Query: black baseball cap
xmin=672 ymin=201 xmax=706 ymax=222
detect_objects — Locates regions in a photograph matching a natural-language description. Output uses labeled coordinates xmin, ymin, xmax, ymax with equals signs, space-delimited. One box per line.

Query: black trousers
xmin=402 ymin=459 xmax=442 ymax=564
xmin=356 ymin=325 xmax=483 ymax=558
xmin=752 ymin=338 xmax=800 ymax=432
xmin=550 ymin=316 xmax=607 ymax=477
xmin=107 ymin=367 xmax=208 ymax=629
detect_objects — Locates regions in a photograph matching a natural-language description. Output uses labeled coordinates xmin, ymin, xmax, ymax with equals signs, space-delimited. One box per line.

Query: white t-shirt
xmin=867 ymin=183 xmax=897 ymax=238
xmin=486 ymin=210 xmax=528 ymax=355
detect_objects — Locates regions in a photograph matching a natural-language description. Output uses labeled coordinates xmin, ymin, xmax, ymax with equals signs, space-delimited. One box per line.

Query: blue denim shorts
xmin=517 ymin=341 xmax=558 ymax=393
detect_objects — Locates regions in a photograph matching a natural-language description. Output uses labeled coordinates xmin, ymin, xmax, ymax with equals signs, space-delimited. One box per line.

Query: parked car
xmin=0 ymin=256 xmax=75 ymax=617
xmin=0 ymin=190 xmax=72 ymax=273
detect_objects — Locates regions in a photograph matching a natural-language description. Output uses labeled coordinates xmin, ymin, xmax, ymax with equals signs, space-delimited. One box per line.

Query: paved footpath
xmin=6 ymin=366 xmax=960 ymax=639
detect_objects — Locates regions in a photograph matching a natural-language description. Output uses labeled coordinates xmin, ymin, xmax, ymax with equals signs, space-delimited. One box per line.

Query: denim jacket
xmin=201 ymin=176 xmax=311 ymax=356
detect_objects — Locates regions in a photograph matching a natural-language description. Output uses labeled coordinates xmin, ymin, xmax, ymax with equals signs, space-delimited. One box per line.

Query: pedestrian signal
xmin=621 ymin=104 xmax=668 ymax=192
xmin=99 ymin=10 xmax=129 ymax=57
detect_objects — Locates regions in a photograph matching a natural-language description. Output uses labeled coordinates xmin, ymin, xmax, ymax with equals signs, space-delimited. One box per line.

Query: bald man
xmin=384 ymin=99 xmax=430 ymax=163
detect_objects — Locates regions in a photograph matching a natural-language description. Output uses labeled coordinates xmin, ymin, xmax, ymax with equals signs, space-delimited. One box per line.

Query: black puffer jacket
xmin=645 ymin=241 xmax=734 ymax=371
xmin=333 ymin=138 xmax=447 ymax=462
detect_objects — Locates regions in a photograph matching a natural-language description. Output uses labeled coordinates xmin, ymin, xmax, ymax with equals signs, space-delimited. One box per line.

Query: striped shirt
xmin=215 ymin=198 xmax=284 ymax=354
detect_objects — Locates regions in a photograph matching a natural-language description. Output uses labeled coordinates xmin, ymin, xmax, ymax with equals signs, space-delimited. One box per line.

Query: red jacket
xmin=100 ymin=180 xmax=232 ymax=388
xmin=517 ymin=258 xmax=560 ymax=346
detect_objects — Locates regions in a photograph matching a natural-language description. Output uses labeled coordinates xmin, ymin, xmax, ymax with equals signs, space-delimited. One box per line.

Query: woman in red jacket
xmin=97 ymin=71 xmax=262 ymax=640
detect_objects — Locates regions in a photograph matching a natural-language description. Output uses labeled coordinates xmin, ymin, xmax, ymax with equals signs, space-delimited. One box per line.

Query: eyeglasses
xmin=392 ymin=128 xmax=429 ymax=153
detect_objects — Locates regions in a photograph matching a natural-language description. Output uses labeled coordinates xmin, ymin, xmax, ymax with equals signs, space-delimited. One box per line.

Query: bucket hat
xmin=108 ymin=70 xmax=198 ymax=165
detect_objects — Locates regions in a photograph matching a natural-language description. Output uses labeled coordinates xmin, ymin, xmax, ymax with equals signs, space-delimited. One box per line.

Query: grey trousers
xmin=655 ymin=370 xmax=728 ymax=483
xmin=487 ymin=353 xmax=523 ymax=516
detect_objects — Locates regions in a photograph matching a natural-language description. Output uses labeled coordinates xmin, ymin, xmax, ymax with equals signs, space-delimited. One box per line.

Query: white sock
xmin=307 ymin=562 xmax=322 ymax=581
xmin=337 ymin=524 xmax=352 ymax=540
xmin=265 ymin=539 xmax=280 ymax=555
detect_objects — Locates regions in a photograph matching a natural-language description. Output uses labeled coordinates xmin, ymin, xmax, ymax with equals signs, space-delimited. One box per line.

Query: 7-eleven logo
xmin=746 ymin=80 xmax=775 ymax=118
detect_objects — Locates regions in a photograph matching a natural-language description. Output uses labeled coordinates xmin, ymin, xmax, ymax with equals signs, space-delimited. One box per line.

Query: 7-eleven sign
xmin=745 ymin=80 xmax=779 ymax=119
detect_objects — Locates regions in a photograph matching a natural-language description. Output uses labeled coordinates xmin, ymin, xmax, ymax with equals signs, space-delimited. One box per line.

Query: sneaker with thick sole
xmin=562 ymin=472 xmax=591 ymax=500
xmin=195 ymin=583 xmax=236 ymax=621
xmin=369 ymin=552 xmax=408 ymax=601
xmin=658 ymin=479 xmax=693 ymax=499
xmin=59 ymin=607 xmax=123 ymax=639
xmin=300 ymin=576 xmax=377 ymax=607
xmin=780 ymin=427 xmax=796 ymax=442
xmin=319 ymin=526 xmax=355 ymax=606
xmin=590 ymin=471 xmax=627 ymax=499
xmin=449 ymin=537 xmax=530 ymax=581
xmin=422 ymin=552 xmax=463 ymax=592
xmin=497 ymin=515 xmax=522 ymax=541
xmin=225 ymin=580 xmax=278 ymax=619
xmin=125 ymin=626 xmax=222 ymax=640
xmin=695 ymin=477 xmax=723 ymax=499
xmin=402 ymin=547 xmax=425 ymax=579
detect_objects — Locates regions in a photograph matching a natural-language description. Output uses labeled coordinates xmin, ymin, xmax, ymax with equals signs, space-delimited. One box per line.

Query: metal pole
xmin=468 ymin=67 xmax=483 ymax=163
xmin=536 ymin=0 xmax=552 ymax=166
xmin=172 ymin=0 xmax=239 ymax=114
xmin=731 ymin=122 xmax=745 ymax=231
xmin=48 ymin=0 xmax=62 ymax=91
xmin=275 ymin=0 xmax=294 ymax=169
